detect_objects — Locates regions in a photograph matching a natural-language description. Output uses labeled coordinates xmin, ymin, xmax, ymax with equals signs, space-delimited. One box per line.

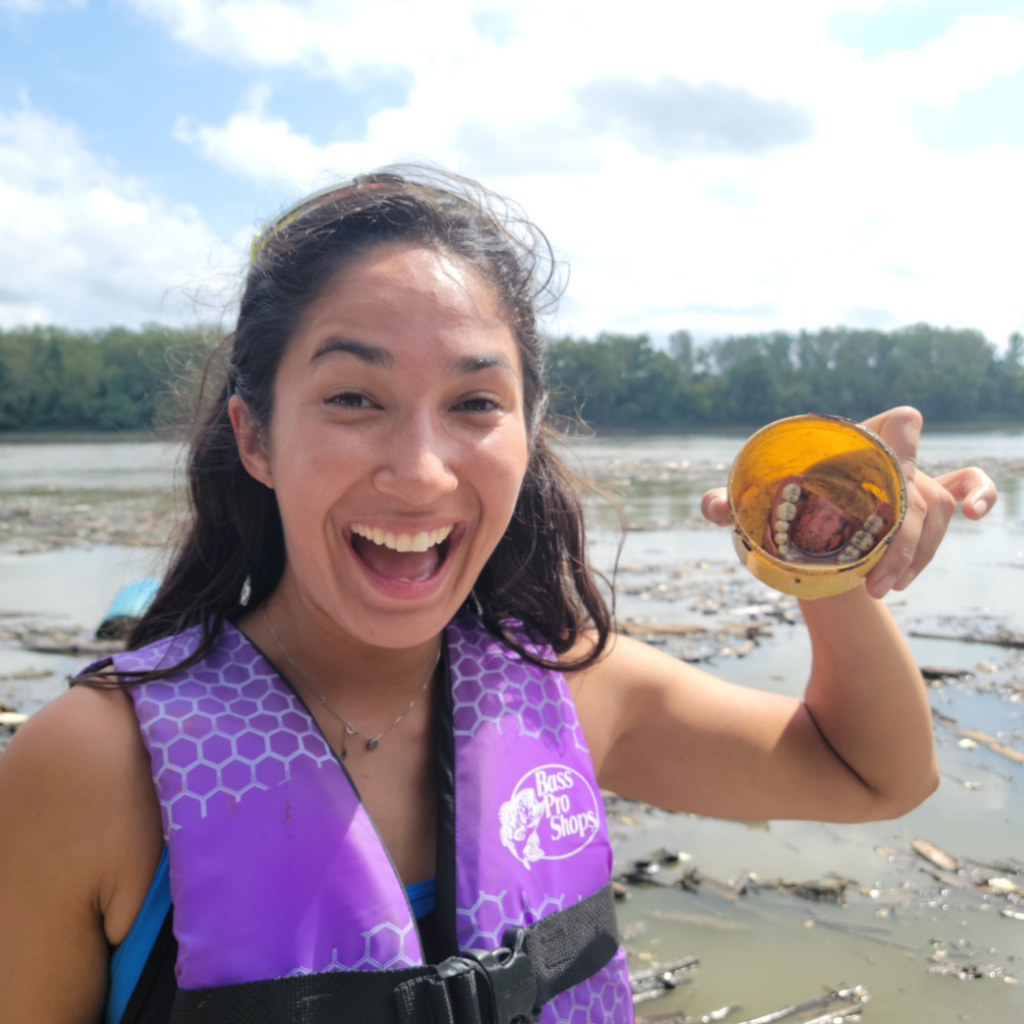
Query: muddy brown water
xmin=2 ymin=433 xmax=1022 ymax=1022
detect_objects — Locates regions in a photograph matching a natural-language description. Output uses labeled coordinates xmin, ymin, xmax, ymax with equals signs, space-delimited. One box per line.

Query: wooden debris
xmin=700 ymin=1007 xmax=742 ymax=1023
xmin=798 ymin=1009 xmax=864 ymax=1024
xmin=21 ymin=639 xmax=124 ymax=656
xmin=620 ymin=622 xmax=710 ymax=636
xmin=909 ymin=630 xmax=1024 ymax=649
xmin=986 ymin=878 xmax=1021 ymax=895
xmin=928 ymin=950 xmax=1003 ymax=980
xmin=0 ymin=667 xmax=54 ymax=681
xmin=730 ymin=986 xmax=868 ymax=1024
xmin=912 ymin=838 xmax=958 ymax=872
xmin=629 ymin=956 xmax=700 ymax=1005
xmin=770 ymin=877 xmax=854 ymax=904
xmin=958 ymin=728 xmax=1024 ymax=765
xmin=919 ymin=665 xmax=973 ymax=680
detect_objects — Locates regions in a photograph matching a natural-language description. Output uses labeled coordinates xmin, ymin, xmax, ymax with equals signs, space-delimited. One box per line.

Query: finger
xmin=701 ymin=487 xmax=731 ymax=527
xmin=865 ymin=477 xmax=926 ymax=599
xmin=934 ymin=467 xmax=998 ymax=519
xmin=860 ymin=406 xmax=923 ymax=493
xmin=890 ymin=474 xmax=957 ymax=590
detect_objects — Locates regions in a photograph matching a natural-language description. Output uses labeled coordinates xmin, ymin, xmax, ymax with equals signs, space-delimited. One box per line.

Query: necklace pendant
xmin=366 ymin=738 xmax=379 ymax=751
xmin=345 ymin=725 xmax=356 ymax=735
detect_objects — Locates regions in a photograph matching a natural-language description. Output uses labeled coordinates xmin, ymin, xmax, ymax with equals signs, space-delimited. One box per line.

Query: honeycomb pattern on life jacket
xmin=284 ymin=921 xmax=420 ymax=975
xmin=456 ymin=888 xmax=567 ymax=949
xmin=448 ymin=618 xmax=588 ymax=754
xmin=547 ymin=951 xmax=633 ymax=1024
xmin=124 ymin=624 xmax=335 ymax=834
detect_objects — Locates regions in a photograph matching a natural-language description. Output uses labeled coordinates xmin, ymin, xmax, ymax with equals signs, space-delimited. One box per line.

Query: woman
xmin=0 ymin=170 xmax=997 ymax=1024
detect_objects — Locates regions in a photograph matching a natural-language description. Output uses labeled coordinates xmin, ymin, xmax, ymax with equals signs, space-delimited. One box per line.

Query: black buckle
xmin=394 ymin=928 xmax=539 ymax=1024
xmin=462 ymin=927 xmax=540 ymax=1024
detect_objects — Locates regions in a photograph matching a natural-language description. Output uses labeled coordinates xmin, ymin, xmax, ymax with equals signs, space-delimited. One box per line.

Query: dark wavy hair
xmin=85 ymin=167 xmax=612 ymax=685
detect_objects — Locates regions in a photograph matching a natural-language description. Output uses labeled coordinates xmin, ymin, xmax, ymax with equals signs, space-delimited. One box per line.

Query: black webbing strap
xmin=120 ymin=906 xmax=178 ymax=1024
xmin=168 ymin=882 xmax=618 ymax=1024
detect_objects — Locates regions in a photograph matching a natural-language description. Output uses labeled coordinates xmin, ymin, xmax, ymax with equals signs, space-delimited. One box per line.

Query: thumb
xmin=701 ymin=487 xmax=731 ymax=526
xmin=861 ymin=406 xmax=923 ymax=492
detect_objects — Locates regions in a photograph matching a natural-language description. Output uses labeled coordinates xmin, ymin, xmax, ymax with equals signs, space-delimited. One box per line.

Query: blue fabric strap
xmin=106 ymin=846 xmax=172 ymax=1024
xmin=405 ymin=877 xmax=436 ymax=919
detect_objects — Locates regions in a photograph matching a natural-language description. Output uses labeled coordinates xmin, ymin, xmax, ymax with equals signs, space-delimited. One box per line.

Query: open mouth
xmin=349 ymin=523 xmax=455 ymax=583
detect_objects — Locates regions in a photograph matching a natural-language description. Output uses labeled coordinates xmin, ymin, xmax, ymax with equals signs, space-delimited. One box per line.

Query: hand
xmin=700 ymin=407 xmax=998 ymax=599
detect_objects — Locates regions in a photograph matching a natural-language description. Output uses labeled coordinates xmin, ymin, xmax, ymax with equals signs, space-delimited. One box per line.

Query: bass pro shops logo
xmin=499 ymin=764 xmax=600 ymax=870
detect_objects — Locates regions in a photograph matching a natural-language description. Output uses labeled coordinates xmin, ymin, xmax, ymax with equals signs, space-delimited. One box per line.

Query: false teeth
xmin=351 ymin=523 xmax=453 ymax=553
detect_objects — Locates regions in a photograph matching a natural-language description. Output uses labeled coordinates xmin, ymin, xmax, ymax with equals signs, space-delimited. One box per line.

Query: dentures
xmin=764 ymin=475 xmax=894 ymax=565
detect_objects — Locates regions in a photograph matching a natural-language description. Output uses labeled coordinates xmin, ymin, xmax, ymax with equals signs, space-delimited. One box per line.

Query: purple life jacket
xmin=119 ymin=613 xmax=633 ymax=1024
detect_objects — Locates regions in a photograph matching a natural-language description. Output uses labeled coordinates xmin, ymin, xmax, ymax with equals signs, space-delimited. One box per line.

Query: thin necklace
xmin=263 ymin=605 xmax=439 ymax=761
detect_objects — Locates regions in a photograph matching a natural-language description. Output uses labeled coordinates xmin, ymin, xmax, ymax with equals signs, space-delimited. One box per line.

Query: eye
xmin=327 ymin=390 xmax=377 ymax=410
xmin=453 ymin=395 xmax=501 ymax=414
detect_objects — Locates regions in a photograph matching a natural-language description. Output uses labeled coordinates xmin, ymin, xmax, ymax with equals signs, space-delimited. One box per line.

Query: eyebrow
xmin=311 ymin=338 xmax=393 ymax=367
xmin=449 ymin=353 xmax=517 ymax=376
xmin=311 ymin=339 xmax=517 ymax=377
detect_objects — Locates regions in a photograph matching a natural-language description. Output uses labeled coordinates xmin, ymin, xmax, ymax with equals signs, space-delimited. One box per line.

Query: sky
xmin=2 ymin=0 xmax=1024 ymax=348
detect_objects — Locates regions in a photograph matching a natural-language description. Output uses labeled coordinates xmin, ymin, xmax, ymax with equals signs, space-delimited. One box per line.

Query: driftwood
xmin=909 ymin=629 xmax=1024 ymax=649
xmin=22 ymin=639 xmax=124 ymax=656
xmin=958 ymin=728 xmax=1024 ymax=765
xmin=629 ymin=956 xmax=700 ymax=1004
xmin=797 ymin=1008 xmax=864 ymax=1024
xmin=912 ymin=838 xmax=958 ymax=871
xmin=930 ymin=709 xmax=1024 ymax=765
xmin=638 ymin=1008 xmax=742 ymax=1024
xmin=919 ymin=665 xmax=973 ymax=680
xmin=620 ymin=622 xmax=711 ymax=635
xmin=731 ymin=987 xmax=869 ymax=1024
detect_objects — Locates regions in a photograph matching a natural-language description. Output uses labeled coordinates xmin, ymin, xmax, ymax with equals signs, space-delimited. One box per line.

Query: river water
xmin=1 ymin=431 xmax=1022 ymax=1023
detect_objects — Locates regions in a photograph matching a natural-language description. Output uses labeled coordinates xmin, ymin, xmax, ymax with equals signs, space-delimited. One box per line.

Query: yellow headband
xmin=248 ymin=177 xmax=402 ymax=266
xmin=248 ymin=183 xmax=352 ymax=267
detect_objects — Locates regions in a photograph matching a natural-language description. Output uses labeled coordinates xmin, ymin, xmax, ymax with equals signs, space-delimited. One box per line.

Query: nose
xmin=372 ymin=411 xmax=458 ymax=506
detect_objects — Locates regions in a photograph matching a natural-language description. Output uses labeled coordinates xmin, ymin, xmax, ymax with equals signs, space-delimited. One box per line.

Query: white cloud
xmin=0 ymin=102 xmax=234 ymax=329
xmin=34 ymin=0 xmax=1024 ymax=347
xmin=869 ymin=14 xmax=1024 ymax=108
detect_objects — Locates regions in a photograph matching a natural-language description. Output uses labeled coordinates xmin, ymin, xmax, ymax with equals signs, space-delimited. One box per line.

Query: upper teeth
xmin=351 ymin=524 xmax=453 ymax=553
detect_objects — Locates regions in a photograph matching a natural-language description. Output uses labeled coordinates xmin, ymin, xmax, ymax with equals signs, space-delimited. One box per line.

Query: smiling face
xmin=232 ymin=243 xmax=531 ymax=649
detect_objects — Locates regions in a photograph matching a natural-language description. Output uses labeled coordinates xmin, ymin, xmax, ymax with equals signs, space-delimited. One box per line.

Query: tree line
xmin=0 ymin=322 xmax=1021 ymax=434
xmin=0 ymin=325 xmax=217 ymax=433
xmin=546 ymin=324 xmax=1024 ymax=429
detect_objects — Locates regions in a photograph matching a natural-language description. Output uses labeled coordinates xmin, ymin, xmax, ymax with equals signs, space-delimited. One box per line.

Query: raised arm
xmin=570 ymin=407 xmax=997 ymax=823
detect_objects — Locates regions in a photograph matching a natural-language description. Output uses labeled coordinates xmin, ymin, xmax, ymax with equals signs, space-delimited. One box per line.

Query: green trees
xmin=545 ymin=325 xmax=1024 ymax=430
xmin=0 ymin=325 xmax=217 ymax=432
xmin=0 ymin=321 xmax=1020 ymax=434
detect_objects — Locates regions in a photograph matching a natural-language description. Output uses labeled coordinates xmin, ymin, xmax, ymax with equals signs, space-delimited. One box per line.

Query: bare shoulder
xmin=0 ymin=681 xmax=163 ymax=943
xmin=0 ymin=681 xmax=154 ymax=820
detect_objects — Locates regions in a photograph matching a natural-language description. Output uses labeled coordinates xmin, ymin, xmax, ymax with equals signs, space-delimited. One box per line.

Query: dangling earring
xmin=469 ymin=589 xmax=484 ymax=618
xmin=239 ymin=575 xmax=252 ymax=607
